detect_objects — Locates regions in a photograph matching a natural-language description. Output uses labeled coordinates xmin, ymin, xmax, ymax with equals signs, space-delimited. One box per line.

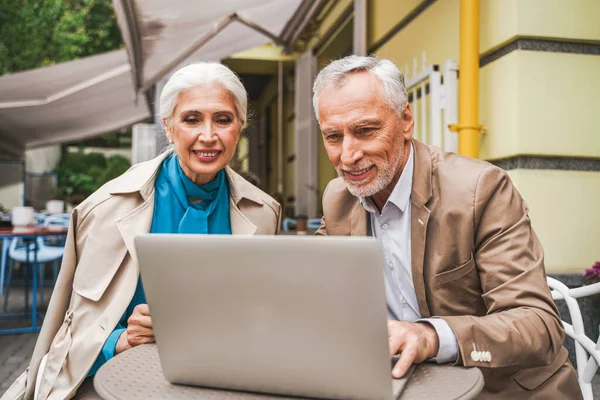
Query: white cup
xmin=11 ymin=206 xmax=35 ymax=227
xmin=46 ymin=200 xmax=65 ymax=214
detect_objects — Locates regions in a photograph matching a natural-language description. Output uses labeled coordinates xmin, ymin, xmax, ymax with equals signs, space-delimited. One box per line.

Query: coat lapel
xmin=229 ymin=200 xmax=258 ymax=235
xmin=225 ymin=166 xmax=259 ymax=235
xmin=115 ymin=194 xmax=155 ymax=271
xmin=411 ymin=202 xmax=431 ymax=317
xmin=111 ymin=153 xmax=168 ymax=271
xmin=410 ymin=140 xmax=433 ymax=317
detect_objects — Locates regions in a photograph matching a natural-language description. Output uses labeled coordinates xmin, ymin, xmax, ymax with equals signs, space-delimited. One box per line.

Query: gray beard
xmin=340 ymin=147 xmax=404 ymax=199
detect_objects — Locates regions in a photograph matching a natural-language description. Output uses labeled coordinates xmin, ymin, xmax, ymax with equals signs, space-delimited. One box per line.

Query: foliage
xmin=584 ymin=261 xmax=600 ymax=285
xmin=53 ymin=150 xmax=130 ymax=203
xmin=0 ymin=0 xmax=122 ymax=75
xmin=101 ymin=155 xmax=131 ymax=183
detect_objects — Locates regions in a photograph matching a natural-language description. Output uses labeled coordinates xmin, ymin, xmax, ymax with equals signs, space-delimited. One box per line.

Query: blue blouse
xmin=88 ymin=154 xmax=231 ymax=375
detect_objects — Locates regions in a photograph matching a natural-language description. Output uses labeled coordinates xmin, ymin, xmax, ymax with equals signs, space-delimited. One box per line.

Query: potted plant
xmin=53 ymin=150 xmax=131 ymax=210
xmin=584 ymin=261 xmax=600 ymax=286
xmin=582 ymin=260 xmax=600 ymax=362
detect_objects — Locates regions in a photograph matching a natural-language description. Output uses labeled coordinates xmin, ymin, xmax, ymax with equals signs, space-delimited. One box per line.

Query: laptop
xmin=134 ymin=235 xmax=414 ymax=400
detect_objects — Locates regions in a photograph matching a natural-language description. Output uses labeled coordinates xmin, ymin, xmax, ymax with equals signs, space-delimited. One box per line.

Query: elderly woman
xmin=3 ymin=63 xmax=281 ymax=400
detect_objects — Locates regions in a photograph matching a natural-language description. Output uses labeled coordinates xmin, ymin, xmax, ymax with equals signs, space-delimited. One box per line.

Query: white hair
xmin=159 ymin=62 xmax=248 ymax=129
xmin=312 ymin=55 xmax=408 ymax=123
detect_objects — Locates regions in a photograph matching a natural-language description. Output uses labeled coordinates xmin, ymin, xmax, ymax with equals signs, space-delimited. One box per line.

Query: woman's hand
xmin=115 ymin=304 xmax=155 ymax=354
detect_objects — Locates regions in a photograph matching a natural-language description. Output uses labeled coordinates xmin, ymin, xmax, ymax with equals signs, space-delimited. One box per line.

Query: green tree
xmin=0 ymin=0 xmax=122 ymax=75
xmin=53 ymin=150 xmax=130 ymax=203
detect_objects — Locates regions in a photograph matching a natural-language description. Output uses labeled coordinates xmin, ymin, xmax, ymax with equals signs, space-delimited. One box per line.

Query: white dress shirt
xmin=359 ymin=145 xmax=458 ymax=363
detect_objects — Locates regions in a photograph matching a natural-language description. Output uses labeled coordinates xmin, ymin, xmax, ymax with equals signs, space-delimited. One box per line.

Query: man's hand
xmin=388 ymin=320 xmax=440 ymax=378
xmin=115 ymin=304 xmax=155 ymax=354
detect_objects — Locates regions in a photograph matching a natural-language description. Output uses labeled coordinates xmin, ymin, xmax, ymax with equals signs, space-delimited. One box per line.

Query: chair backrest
xmin=282 ymin=217 xmax=322 ymax=232
xmin=34 ymin=213 xmax=47 ymax=224
xmin=547 ymin=276 xmax=600 ymax=400
xmin=307 ymin=218 xmax=321 ymax=230
xmin=42 ymin=213 xmax=70 ymax=228
xmin=8 ymin=236 xmax=46 ymax=255
xmin=282 ymin=217 xmax=296 ymax=232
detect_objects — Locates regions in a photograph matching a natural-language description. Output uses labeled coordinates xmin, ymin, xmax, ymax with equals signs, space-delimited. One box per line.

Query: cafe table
xmin=0 ymin=225 xmax=68 ymax=334
xmin=94 ymin=344 xmax=484 ymax=399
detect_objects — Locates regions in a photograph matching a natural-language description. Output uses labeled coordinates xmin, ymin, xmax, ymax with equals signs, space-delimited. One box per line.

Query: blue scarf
xmin=151 ymin=153 xmax=232 ymax=235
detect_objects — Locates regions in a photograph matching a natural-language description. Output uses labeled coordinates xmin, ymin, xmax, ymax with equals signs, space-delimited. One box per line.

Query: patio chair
xmin=282 ymin=217 xmax=322 ymax=232
xmin=34 ymin=212 xmax=47 ymax=224
xmin=43 ymin=213 xmax=70 ymax=227
xmin=41 ymin=213 xmax=70 ymax=282
xmin=3 ymin=230 xmax=66 ymax=312
xmin=307 ymin=218 xmax=321 ymax=230
xmin=547 ymin=276 xmax=600 ymax=400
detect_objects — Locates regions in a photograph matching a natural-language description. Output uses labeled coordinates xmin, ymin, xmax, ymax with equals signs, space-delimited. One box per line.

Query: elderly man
xmin=313 ymin=55 xmax=581 ymax=399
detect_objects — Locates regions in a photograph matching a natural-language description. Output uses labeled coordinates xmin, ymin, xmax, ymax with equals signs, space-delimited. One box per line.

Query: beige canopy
xmin=0 ymin=50 xmax=151 ymax=159
xmin=112 ymin=0 xmax=309 ymax=92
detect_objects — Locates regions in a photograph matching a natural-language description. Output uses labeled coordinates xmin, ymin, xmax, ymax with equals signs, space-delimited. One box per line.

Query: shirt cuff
xmin=418 ymin=318 xmax=459 ymax=364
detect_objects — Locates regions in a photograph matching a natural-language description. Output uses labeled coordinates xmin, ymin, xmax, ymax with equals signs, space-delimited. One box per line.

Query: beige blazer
xmin=2 ymin=152 xmax=281 ymax=400
xmin=316 ymin=140 xmax=581 ymax=399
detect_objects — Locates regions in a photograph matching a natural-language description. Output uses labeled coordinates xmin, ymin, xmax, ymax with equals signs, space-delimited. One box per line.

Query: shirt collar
xmin=360 ymin=143 xmax=414 ymax=214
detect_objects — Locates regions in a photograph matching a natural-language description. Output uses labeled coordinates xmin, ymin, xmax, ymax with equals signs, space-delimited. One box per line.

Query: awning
xmin=0 ymin=50 xmax=151 ymax=159
xmin=112 ymin=0 xmax=310 ymax=92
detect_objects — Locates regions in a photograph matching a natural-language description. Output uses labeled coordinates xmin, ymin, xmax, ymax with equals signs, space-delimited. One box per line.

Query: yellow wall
xmin=507 ymin=169 xmax=600 ymax=273
xmin=367 ymin=0 xmax=421 ymax=46
xmin=370 ymin=0 xmax=600 ymax=63
xmin=518 ymin=52 xmax=600 ymax=158
xmin=480 ymin=0 xmax=518 ymax=53
xmin=480 ymin=51 xmax=600 ymax=160
xmin=316 ymin=16 xmax=353 ymax=68
xmin=367 ymin=0 xmax=600 ymax=161
xmin=481 ymin=0 xmax=600 ymax=54
xmin=373 ymin=0 xmax=459 ymax=73
xmin=306 ymin=0 xmax=353 ymax=50
xmin=479 ymin=52 xmax=519 ymax=159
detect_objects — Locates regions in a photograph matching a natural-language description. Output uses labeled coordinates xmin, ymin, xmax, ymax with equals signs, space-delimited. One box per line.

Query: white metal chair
xmin=547 ymin=276 xmax=600 ymax=399
xmin=42 ymin=213 xmax=70 ymax=228
xmin=3 ymin=214 xmax=69 ymax=310
xmin=282 ymin=217 xmax=322 ymax=232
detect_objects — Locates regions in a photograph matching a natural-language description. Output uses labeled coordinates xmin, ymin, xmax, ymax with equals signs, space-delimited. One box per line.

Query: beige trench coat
xmin=2 ymin=152 xmax=281 ymax=400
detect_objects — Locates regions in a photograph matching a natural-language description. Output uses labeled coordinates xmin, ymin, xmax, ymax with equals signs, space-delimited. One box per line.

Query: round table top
xmin=0 ymin=226 xmax=68 ymax=238
xmin=94 ymin=344 xmax=483 ymax=400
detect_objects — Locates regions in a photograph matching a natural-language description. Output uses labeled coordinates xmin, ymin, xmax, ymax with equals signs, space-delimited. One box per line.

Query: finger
xmin=388 ymin=332 xmax=405 ymax=357
xmin=128 ymin=334 xmax=155 ymax=347
xmin=127 ymin=325 xmax=154 ymax=338
xmin=392 ymin=344 xmax=417 ymax=378
xmin=387 ymin=321 xmax=405 ymax=357
xmin=134 ymin=304 xmax=151 ymax=316
xmin=128 ymin=314 xmax=153 ymax=328
xmin=126 ymin=325 xmax=154 ymax=340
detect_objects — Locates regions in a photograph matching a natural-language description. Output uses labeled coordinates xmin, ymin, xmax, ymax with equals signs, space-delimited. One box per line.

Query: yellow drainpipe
xmin=450 ymin=0 xmax=483 ymax=158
